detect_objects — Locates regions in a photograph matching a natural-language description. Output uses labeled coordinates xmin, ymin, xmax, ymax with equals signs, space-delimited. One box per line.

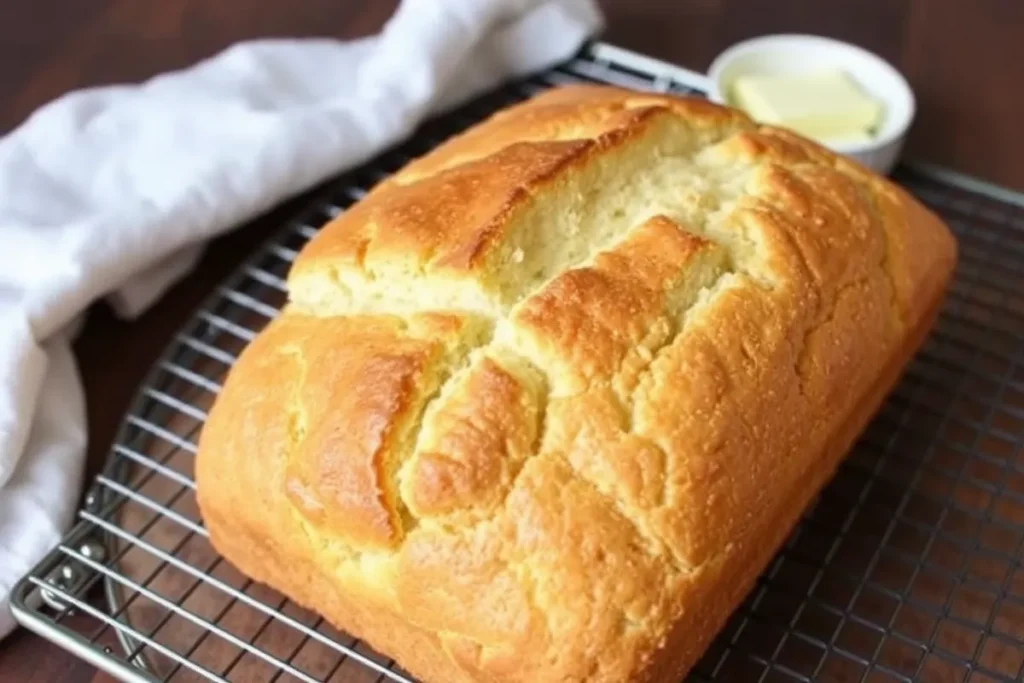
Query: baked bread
xmin=195 ymin=84 xmax=956 ymax=682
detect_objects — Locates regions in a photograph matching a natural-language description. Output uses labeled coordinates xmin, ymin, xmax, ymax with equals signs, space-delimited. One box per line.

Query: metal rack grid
xmin=11 ymin=42 xmax=1024 ymax=683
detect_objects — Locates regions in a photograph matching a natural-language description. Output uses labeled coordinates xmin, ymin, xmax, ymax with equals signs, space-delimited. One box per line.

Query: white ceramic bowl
xmin=706 ymin=34 xmax=915 ymax=175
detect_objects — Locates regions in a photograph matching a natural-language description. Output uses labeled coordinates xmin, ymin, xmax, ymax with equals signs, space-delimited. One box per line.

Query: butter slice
xmin=818 ymin=129 xmax=875 ymax=147
xmin=731 ymin=69 xmax=882 ymax=144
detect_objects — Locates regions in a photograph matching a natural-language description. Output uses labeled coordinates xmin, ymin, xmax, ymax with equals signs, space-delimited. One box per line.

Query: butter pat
xmin=818 ymin=128 xmax=875 ymax=147
xmin=730 ymin=69 xmax=883 ymax=144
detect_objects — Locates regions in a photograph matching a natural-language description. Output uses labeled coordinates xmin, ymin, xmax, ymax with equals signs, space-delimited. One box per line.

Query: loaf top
xmin=197 ymin=85 xmax=956 ymax=681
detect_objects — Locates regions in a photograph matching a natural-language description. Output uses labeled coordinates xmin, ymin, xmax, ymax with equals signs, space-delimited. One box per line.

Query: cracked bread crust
xmin=195 ymin=84 xmax=957 ymax=682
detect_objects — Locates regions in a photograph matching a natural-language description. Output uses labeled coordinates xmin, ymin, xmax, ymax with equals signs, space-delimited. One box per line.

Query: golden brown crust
xmin=196 ymin=84 xmax=957 ymax=682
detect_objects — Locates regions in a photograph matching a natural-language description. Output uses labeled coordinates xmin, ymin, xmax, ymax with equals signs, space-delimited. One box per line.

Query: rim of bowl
xmin=706 ymin=33 xmax=916 ymax=156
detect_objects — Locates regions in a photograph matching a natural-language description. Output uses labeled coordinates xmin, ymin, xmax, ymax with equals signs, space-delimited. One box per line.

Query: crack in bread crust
xmin=195 ymin=85 xmax=958 ymax=683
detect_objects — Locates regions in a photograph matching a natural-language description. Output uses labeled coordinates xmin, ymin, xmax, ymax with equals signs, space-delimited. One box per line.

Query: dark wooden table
xmin=0 ymin=1 xmax=1021 ymax=681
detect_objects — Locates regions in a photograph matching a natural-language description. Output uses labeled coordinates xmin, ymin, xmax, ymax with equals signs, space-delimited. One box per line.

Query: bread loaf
xmin=195 ymin=84 xmax=956 ymax=682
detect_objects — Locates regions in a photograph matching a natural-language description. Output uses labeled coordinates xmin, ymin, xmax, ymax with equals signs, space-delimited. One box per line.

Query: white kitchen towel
xmin=0 ymin=0 xmax=603 ymax=638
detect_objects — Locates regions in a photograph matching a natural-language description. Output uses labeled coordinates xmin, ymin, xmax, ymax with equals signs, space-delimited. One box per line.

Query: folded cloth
xmin=0 ymin=0 xmax=603 ymax=639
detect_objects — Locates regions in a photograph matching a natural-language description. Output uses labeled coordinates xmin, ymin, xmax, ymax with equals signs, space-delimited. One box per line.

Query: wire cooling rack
xmin=11 ymin=42 xmax=1024 ymax=683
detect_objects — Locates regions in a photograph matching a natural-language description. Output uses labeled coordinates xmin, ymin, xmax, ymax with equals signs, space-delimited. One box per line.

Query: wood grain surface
xmin=0 ymin=1 xmax=1021 ymax=681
